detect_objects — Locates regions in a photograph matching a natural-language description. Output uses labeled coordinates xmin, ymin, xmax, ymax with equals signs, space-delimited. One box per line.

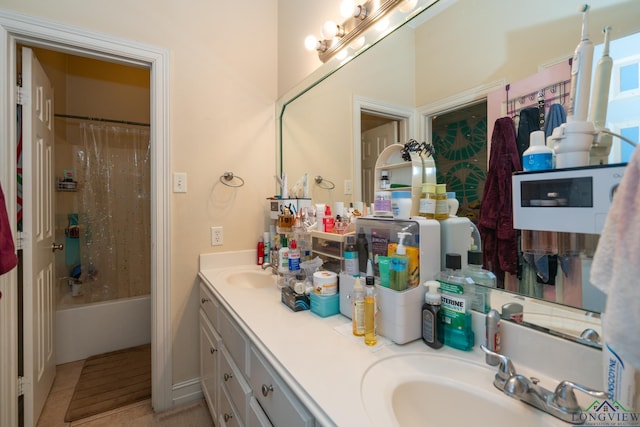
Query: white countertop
xmin=198 ymin=250 xmax=597 ymax=427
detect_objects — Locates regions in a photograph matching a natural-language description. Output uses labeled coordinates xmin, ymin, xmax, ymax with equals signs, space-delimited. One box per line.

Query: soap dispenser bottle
xmin=351 ymin=277 xmax=365 ymax=336
xmin=390 ymin=231 xmax=410 ymax=291
xmin=422 ymin=280 xmax=444 ymax=349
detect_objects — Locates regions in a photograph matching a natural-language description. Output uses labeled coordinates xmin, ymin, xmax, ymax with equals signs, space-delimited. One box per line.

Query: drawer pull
xmin=224 ymin=373 xmax=233 ymax=382
xmin=210 ymin=347 xmax=217 ymax=354
xmin=201 ymin=297 xmax=210 ymax=304
xmin=261 ymin=384 xmax=274 ymax=397
xmin=224 ymin=413 xmax=233 ymax=422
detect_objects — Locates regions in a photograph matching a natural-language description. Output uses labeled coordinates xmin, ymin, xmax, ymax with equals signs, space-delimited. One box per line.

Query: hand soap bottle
xmin=422 ymin=280 xmax=443 ymax=349
xmin=351 ymin=277 xmax=365 ymax=336
xmin=390 ymin=232 xmax=410 ymax=291
xmin=436 ymin=253 xmax=475 ymax=351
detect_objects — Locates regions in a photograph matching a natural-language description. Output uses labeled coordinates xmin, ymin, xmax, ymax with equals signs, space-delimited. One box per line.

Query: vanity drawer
xmin=219 ymin=387 xmax=242 ymax=427
xmin=248 ymin=397 xmax=272 ymax=427
xmin=249 ymin=347 xmax=313 ymax=427
xmin=220 ymin=347 xmax=251 ymax=425
xmin=219 ymin=307 xmax=249 ymax=376
xmin=200 ymin=282 xmax=219 ymax=329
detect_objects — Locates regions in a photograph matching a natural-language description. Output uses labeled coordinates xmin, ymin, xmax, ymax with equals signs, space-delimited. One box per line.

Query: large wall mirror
xmin=277 ymin=0 xmax=640 ymax=347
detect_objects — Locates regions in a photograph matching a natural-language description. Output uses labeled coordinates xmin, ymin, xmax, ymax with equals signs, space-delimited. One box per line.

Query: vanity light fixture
xmin=307 ymin=0 xmax=412 ymax=63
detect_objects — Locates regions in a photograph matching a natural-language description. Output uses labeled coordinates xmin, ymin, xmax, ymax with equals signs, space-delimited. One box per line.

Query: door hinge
xmin=16 ymin=231 xmax=24 ymax=251
xmin=18 ymin=376 xmax=24 ymax=397
xmin=16 ymin=86 xmax=27 ymax=106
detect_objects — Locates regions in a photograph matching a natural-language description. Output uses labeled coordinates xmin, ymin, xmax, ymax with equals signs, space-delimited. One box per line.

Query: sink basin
xmin=224 ymin=270 xmax=277 ymax=289
xmin=361 ymin=353 xmax=563 ymax=427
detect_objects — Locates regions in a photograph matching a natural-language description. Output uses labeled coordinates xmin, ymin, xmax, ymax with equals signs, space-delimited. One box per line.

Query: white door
xmin=21 ymin=46 xmax=57 ymax=427
xmin=361 ymin=121 xmax=398 ymax=205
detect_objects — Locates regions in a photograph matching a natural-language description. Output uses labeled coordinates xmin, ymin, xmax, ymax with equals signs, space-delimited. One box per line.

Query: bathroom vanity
xmin=199 ymin=250 xmax=603 ymax=426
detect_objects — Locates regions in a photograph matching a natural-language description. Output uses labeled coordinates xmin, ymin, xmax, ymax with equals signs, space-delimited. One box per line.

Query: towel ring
xmin=220 ymin=172 xmax=245 ymax=188
xmin=314 ymin=175 xmax=335 ymax=190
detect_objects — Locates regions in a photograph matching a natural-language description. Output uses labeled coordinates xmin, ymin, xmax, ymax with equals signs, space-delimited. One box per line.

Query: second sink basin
xmin=223 ymin=270 xmax=277 ymax=289
xmin=361 ymin=353 xmax=564 ymax=427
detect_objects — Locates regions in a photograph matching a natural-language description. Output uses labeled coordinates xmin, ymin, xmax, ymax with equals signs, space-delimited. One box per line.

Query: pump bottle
xmin=390 ymin=232 xmax=410 ymax=291
xmin=422 ymin=280 xmax=444 ymax=349
xmin=351 ymin=277 xmax=365 ymax=336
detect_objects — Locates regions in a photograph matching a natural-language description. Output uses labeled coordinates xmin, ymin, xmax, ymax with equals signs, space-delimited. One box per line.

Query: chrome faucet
xmin=480 ymin=345 xmax=607 ymax=424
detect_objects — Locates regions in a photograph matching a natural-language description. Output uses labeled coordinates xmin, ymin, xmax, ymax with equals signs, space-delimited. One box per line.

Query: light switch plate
xmin=173 ymin=172 xmax=187 ymax=193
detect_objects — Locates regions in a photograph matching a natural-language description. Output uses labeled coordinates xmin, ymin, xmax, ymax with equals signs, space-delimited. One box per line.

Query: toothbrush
xmin=588 ymin=26 xmax=613 ymax=129
xmin=567 ymin=4 xmax=594 ymax=123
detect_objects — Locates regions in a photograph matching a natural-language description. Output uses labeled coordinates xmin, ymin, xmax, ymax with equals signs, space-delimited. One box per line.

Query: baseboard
xmin=172 ymin=377 xmax=203 ymax=407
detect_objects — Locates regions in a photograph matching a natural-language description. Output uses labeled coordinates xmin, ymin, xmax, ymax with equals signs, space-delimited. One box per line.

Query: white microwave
xmin=512 ymin=163 xmax=626 ymax=234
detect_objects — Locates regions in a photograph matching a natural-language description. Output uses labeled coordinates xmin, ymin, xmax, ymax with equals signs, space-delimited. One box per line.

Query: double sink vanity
xmin=198 ymin=250 xmax=603 ymax=427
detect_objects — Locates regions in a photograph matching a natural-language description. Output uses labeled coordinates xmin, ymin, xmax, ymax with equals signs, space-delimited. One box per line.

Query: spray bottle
xmin=390 ymin=232 xmax=410 ymax=291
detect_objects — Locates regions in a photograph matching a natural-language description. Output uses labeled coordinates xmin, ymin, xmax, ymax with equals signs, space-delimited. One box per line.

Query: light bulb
xmin=340 ymin=0 xmax=357 ymax=18
xmin=321 ymin=21 xmax=339 ymax=39
xmin=375 ymin=18 xmax=389 ymax=32
xmin=398 ymin=0 xmax=418 ymax=13
xmin=349 ymin=36 xmax=366 ymax=51
xmin=304 ymin=35 xmax=319 ymax=51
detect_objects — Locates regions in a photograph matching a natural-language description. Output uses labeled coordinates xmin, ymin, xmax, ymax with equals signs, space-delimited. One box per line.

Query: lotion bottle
xmin=352 ymin=277 xmax=365 ymax=336
xmin=344 ymin=235 xmax=359 ymax=277
xmin=422 ymin=280 xmax=444 ymax=349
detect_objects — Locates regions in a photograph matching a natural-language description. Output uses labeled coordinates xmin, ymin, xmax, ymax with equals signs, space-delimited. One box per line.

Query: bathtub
xmin=55 ymin=295 xmax=151 ymax=365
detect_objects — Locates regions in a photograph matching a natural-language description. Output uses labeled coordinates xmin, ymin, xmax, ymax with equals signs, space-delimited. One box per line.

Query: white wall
xmin=1 ymin=0 xmax=277 ymax=386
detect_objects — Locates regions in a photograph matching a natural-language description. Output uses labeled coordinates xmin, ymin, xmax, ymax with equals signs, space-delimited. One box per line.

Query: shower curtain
xmin=75 ymin=123 xmax=151 ymax=303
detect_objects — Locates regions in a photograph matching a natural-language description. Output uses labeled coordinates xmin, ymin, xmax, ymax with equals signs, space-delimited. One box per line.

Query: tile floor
xmin=36 ymin=360 xmax=214 ymax=427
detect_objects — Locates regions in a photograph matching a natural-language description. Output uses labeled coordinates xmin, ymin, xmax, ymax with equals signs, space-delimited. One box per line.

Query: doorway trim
xmin=352 ymin=96 xmax=417 ymax=202
xmin=0 ymin=9 xmax=172 ymax=425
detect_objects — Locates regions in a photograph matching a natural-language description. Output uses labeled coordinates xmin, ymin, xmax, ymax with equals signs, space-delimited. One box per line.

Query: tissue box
xmin=310 ymin=292 xmax=340 ymax=317
xmin=281 ymin=286 xmax=310 ymax=312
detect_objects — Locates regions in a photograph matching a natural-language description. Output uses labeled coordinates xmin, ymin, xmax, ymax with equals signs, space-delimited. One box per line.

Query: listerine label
xmin=440 ymin=293 xmax=467 ymax=331
xmin=437 ymin=280 xmax=464 ymax=295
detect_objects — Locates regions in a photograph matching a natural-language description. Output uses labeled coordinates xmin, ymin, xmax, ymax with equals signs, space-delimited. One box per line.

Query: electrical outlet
xmin=173 ymin=172 xmax=187 ymax=193
xmin=344 ymin=179 xmax=353 ymax=195
xmin=211 ymin=226 xmax=223 ymax=246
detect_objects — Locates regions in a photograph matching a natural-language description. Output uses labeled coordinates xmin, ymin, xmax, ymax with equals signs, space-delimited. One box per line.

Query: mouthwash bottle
xmin=463 ymin=250 xmax=496 ymax=314
xmin=436 ymin=253 xmax=475 ymax=351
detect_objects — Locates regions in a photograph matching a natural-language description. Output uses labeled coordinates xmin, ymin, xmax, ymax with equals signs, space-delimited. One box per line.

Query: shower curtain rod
xmin=54 ymin=113 xmax=150 ymax=127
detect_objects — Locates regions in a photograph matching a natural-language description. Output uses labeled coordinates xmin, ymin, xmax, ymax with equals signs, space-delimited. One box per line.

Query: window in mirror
xmin=430 ymin=102 xmax=487 ymax=222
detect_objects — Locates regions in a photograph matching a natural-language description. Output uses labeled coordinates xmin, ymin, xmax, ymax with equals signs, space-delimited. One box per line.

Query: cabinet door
xmin=219 ymin=308 xmax=249 ymax=376
xmin=249 ymin=347 xmax=313 ymax=427
xmin=219 ymin=387 xmax=242 ymax=427
xmin=200 ymin=310 xmax=221 ymax=421
xmin=220 ymin=347 xmax=251 ymax=425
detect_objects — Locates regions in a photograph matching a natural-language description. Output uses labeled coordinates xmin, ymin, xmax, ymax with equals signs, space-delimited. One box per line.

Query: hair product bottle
xmin=352 ymin=278 xmax=365 ymax=336
xmin=364 ymin=278 xmax=377 ymax=346
xmin=422 ymin=280 xmax=444 ymax=349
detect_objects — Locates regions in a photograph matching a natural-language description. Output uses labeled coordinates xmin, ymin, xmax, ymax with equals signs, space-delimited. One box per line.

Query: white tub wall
xmin=55 ymin=295 xmax=151 ymax=365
